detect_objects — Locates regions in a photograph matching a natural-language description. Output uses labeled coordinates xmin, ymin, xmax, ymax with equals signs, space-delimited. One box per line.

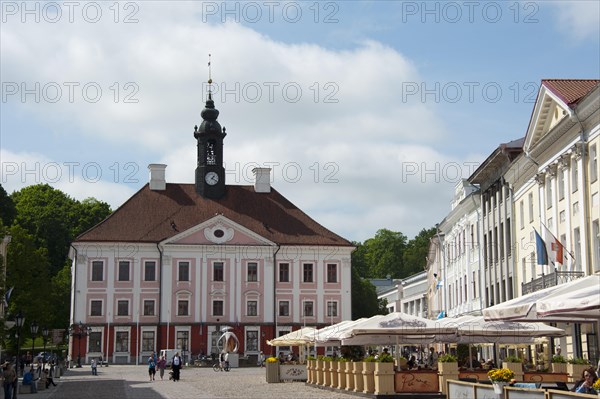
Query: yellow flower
xmin=266 ymin=357 xmax=278 ymax=363
xmin=592 ymin=378 xmax=600 ymax=390
xmin=487 ymin=368 xmax=515 ymax=383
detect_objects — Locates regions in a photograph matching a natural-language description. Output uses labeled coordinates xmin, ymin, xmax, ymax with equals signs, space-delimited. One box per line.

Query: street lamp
xmin=30 ymin=321 xmax=38 ymax=367
xmin=15 ymin=311 xmax=25 ymax=399
xmin=70 ymin=322 xmax=91 ymax=368
xmin=42 ymin=327 xmax=49 ymax=370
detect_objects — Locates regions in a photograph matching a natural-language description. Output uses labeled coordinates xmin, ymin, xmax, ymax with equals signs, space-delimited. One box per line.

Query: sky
xmin=1 ymin=0 xmax=599 ymax=243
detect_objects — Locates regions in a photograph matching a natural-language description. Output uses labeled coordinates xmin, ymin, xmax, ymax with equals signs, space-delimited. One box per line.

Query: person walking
xmin=157 ymin=356 xmax=167 ymax=380
xmin=3 ymin=362 xmax=16 ymax=399
xmin=148 ymin=355 xmax=156 ymax=381
xmin=91 ymin=359 xmax=98 ymax=375
xmin=171 ymin=352 xmax=182 ymax=381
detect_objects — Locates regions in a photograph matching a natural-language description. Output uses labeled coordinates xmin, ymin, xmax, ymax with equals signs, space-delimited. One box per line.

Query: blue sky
xmin=1 ymin=1 xmax=599 ymax=242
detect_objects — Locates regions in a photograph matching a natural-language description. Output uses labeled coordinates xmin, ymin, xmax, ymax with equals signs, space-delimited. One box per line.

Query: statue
xmin=217 ymin=327 xmax=239 ymax=353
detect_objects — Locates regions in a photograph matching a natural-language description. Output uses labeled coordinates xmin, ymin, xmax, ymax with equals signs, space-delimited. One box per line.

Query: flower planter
xmin=551 ymin=363 xmax=567 ymax=374
xmin=503 ymin=361 xmax=524 ymax=381
xmin=266 ymin=361 xmax=280 ymax=383
xmin=345 ymin=362 xmax=355 ymax=391
xmin=438 ymin=361 xmax=458 ymax=374
xmin=337 ymin=362 xmax=346 ymax=390
xmin=567 ymin=363 xmax=589 ymax=382
xmin=374 ymin=362 xmax=395 ymax=395
xmin=362 ymin=361 xmax=376 ymax=394
xmin=492 ymin=381 xmax=507 ymax=395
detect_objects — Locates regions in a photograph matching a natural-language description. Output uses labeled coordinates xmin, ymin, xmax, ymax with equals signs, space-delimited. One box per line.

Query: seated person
xmin=572 ymin=367 xmax=598 ymax=394
xmin=22 ymin=367 xmax=38 ymax=393
xmin=407 ymin=355 xmax=417 ymax=369
xmin=470 ymin=356 xmax=482 ymax=369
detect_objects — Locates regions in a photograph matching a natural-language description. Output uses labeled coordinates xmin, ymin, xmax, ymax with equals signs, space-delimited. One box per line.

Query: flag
xmin=534 ymin=229 xmax=548 ymax=266
xmin=540 ymin=223 xmax=573 ymax=266
xmin=436 ymin=279 xmax=444 ymax=289
xmin=4 ymin=286 xmax=14 ymax=307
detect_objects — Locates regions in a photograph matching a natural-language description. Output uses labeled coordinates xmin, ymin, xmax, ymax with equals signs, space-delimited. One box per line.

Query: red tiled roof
xmin=542 ymin=79 xmax=599 ymax=107
xmin=75 ymin=184 xmax=353 ymax=246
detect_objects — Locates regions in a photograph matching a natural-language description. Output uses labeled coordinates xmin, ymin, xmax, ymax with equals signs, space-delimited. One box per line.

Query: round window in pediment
xmin=214 ymin=229 xmax=225 ymax=238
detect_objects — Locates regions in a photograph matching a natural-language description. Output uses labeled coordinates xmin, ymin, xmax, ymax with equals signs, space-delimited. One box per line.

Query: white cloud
xmin=548 ymin=1 xmax=600 ymax=41
xmin=1 ymin=3 xmax=464 ymax=241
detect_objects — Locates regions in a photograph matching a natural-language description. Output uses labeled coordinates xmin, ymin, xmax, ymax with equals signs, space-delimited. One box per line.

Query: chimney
xmin=148 ymin=164 xmax=167 ymax=190
xmin=252 ymin=167 xmax=271 ymax=193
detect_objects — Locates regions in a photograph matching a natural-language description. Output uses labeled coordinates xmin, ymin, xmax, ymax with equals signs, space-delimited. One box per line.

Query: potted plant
xmin=488 ymin=368 xmax=515 ymax=395
xmin=397 ymin=356 xmax=408 ymax=370
xmin=374 ymin=353 xmax=395 ymax=395
xmin=502 ymin=355 xmax=523 ymax=372
xmin=437 ymin=353 xmax=458 ymax=374
xmin=592 ymin=379 xmax=600 ymax=399
xmin=551 ymin=355 xmax=567 ymax=374
xmin=567 ymin=357 xmax=590 ymax=382
xmin=265 ymin=357 xmax=280 ymax=383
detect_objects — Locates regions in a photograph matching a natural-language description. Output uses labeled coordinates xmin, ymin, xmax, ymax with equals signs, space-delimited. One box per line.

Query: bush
xmin=551 ymin=355 xmax=566 ymax=364
xmin=503 ymin=355 xmax=521 ymax=363
xmin=567 ymin=357 xmax=590 ymax=365
xmin=438 ymin=354 xmax=457 ymax=363
xmin=363 ymin=355 xmax=377 ymax=362
xmin=377 ymin=353 xmax=394 ymax=363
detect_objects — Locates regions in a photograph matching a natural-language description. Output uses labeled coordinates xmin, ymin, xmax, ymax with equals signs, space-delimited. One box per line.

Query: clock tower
xmin=194 ymin=87 xmax=226 ymax=199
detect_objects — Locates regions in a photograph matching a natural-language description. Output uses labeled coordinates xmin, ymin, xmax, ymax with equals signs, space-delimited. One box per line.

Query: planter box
xmin=438 ymin=361 xmax=458 ymax=374
xmin=330 ymin=361 xmax=338 ymax=388
xmin=266 ymin=361 xmax=280 ymax=383
xmin=279 ymin=364 xmax=307 ymax=381
xmin=306 ymin=359 xmax=315 ymax=384
xmin=374 ymin=362 xmax=395 ymax=395
xmin=503 ymin=361 xmax=524 ymax=381
xmin=323 ymin=361 xmax=332 ymax=386
xmin=353 ymin=362 xmax=364 ymax=393
xmin=551 ymin=363 xmax=567 ymax=374
xmin=316 ymin=360 xmax=324 ymax=386
xmin=396 ymin=370 xmax=440 ymax=393
xmin=345 ymin=362 xmax=355 ymax=391
xmin=362 ymin=361 xmax=376 ymax=394
xmin=568 ymin=363 xmax=590 ymax=382
xmin=337 ymin=362 xmax=347 ymax=390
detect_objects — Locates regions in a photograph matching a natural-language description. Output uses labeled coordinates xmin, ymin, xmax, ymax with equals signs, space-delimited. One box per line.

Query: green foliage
xmin=351 ymin=268 xmax=386 ymax=319
xmin=377 ymin=353 xmax=394 ymax=363
xmin=567 ymin=357 xmax=590 ymax=365
xmin=551 ymin=355 xmax=567 ymax=364
xmin=363 ymin=355 xmax=376 ymax=362
xmin=322 ymin=356 xmax=333 ymax=361
xmin=504 ymin=355 xmax=522 ymax=363
xmin=6 ymin=184 xmax=111 ymax=331
xmin=403 ymin=227 xmax=436 ymax=275
xmin=438 ymin=354 xmax=458 ymax=363
xmin=5 ymin=225 xmax=53 ymax=324
xmin=340 ymin=346 xmax=364 ymax=361
xmin=0 ymin=184 xmax=16 ymax=226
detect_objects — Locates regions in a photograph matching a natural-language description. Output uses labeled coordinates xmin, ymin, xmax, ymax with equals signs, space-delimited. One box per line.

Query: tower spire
xmin=207 ymin=53 xmax=213 ymax=101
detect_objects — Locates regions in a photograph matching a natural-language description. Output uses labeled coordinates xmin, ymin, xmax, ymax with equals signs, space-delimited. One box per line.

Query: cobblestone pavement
xmin=34 ymin=365 xmax=359 ymax=399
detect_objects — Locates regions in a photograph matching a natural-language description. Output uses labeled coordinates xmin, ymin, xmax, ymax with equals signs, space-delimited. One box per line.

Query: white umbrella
xmin=437 ymin=315 xmax=565 ymax=344
xmin=340 ymin=312 xmax=457 ymax=344
xmin=483 ymin=275 xmax=600 ymax=322
xmin=267 ymin=327 xmax=317 ymax=346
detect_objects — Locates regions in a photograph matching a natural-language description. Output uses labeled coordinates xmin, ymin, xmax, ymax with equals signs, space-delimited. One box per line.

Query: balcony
xmin=521 ymin=271 xmax=585 ymax=295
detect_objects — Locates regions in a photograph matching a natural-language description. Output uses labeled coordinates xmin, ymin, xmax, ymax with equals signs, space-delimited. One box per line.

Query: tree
xmin=361 ymin=229 xmax=407 ymax=278
xmin=351 ymin=267 xmax=387 ymax=319
xmin=11 ymin=184 xmax=111 ymax=275
xmin=403 ymin=227 xmax=436 ymax=275
xmin=0 ymin=184 xmax=16 ymax=227
xmin=5 ymin=225 xmax=52 ymax=324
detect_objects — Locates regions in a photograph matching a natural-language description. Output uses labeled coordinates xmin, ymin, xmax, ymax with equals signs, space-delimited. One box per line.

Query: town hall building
xmin=69 ymin=91 xmax=354 ymax=365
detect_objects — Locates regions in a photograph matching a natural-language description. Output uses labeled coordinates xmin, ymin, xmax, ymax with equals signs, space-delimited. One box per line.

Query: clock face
xmin=205 ymin=171 xmax=219 ymax=185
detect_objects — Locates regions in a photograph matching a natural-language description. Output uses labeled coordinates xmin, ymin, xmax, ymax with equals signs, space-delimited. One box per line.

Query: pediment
xmin=161 ymin=215 xmax=276 ymax=247
xmin=524 ymin=86 xmax=571 ymax=152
